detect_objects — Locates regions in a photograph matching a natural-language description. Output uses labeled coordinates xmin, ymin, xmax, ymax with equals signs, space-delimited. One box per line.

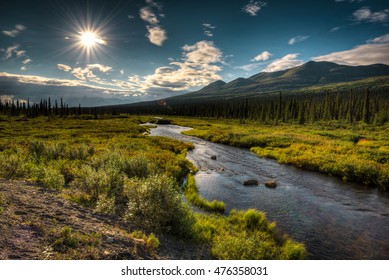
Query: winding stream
xmin=149 ymin=124 xmax=389 ymax=259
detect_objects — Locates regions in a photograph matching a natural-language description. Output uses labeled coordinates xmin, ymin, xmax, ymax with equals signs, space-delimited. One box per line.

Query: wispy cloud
xmin=263 ymin=53 xmax=304 ymax=72
xmin=22 ymin=58 xmax=32 ymax=64
xmin=242 ymin=1 xmax=267 ymax=16
xmin=202 ymin=23 xmax=215 ymax=37
xmin=139 ymin=0 xmax=167 ymax=46
xmin=367 ymin=33 xmax=389 ymax=44
xmin=1 ymin=44 xmax=26 ymax=60
xmin=236 ymin=62 xmax=263 ymax=72
xmin=2 ymin=24 xmax=25 ymax=37
xmin=352 ymin=7 xmax=389 ymax=23
xmin=312 ymin=33 xmax=389 ymax=66
xmin=288 ymin=35 xmax=309 ymax=45
xmin=330 ymin=26 xmax=341 ymax=32
xmin=57 ymin=64 xmax=72 ymax=72
xmin=251 ymin=51 xmax=272 ymax=62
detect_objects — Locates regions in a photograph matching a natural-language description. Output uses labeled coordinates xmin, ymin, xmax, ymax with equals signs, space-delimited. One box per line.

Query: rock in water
xmin=210 ymin=155 xmax=217 ymax=160
xmin=265 ymin=180 xmax=277 ymax=188
xmin=243 ymin=179 xmax=259 ymax=186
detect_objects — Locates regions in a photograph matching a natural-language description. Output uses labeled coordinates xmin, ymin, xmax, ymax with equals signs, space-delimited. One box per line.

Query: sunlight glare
xmin=79 ymin=31 xmax=107 ymax=48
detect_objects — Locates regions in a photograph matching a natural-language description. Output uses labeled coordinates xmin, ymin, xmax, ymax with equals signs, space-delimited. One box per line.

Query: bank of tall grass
xmin=173 ymin=117 xmax=389 ymax=190
xmin=184 ymin=174 xmax=225 ymax=214
xmin=0 ymin=115 xmax=305 ymax=259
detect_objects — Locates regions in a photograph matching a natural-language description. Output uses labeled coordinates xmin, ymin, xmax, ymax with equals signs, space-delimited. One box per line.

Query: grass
xmin=50 ymin=226 xmax=102 ymax=259
xmin=171 ymin=117 xmax=389 ymax=190
xmin=184 ymin=174 xmax=225 ymax=214
xmin=0 ymin=115 xmax=305 ymax=259
xmin=193 ymin=209 xmax=306 ymax=259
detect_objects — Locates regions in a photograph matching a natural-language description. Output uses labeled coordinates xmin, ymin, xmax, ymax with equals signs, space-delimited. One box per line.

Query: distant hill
xmin=104 ymin=61 xmax=389 ymax=111
xmin=167 ymin=61 xmax=389 ymax=102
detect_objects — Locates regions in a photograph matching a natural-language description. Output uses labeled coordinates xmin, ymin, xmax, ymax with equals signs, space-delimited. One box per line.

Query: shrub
xmin=130 ymin=230 xmax=160 ymax=252
xmin=70 ymin=165 xmax=109 ymax=201
xmin=0 ymin=151 xmax=27 ymax=179
xmin=42 ymin=165 xmax=65 ymax=190
xmin=124 ymin=174 xmax=195 ymax=235
xmin=52 ymin=226 xmax=79 ymax=253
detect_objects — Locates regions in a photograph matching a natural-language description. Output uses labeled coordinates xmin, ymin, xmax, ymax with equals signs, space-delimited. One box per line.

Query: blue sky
xmin=0 ymin=0 xmax=388 ymax=106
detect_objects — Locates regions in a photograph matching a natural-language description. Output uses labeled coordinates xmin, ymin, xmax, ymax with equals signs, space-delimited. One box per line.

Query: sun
xmin=79 ymin=31 xmax=107 ymax=48
xmin=80 ymin=32 xmax=97 ymax=47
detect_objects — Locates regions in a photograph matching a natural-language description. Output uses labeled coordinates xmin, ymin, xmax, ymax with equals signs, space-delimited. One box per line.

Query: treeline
xmin=2 ymin=87 xmax=389 ymax=124
xmin=117 ymin=87 xmax=389 ymax=125
xmin=0 ymin=98 xmax=98 ymax=118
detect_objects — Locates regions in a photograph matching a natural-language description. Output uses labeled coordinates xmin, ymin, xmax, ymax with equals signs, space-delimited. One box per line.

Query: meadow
xmin=0 ymin=115 xmax=305 ymax=259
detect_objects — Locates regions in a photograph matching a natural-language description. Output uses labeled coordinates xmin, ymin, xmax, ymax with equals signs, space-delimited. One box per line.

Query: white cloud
xmin=367 ymin=33 xmax=389 ymax=44
xmin=353 ymin=7 xmax=389 ymax=23
xmin=330 ymin=26 xmax=341 ymax=32
xmin=242 ymin=1 xmax=267 ymax=16
xmin=57 ymin=64 xmax=72 ymax=72
xmin=2 ymin=24 xmax=26 ymax=37
xmin=202 ymin=23 xmax=215 ymax=37
xmin=146 ymin=26 xmax=167 ymax=46
xmin=312 ymin=33 xmax=389 ymax=66
xmin=70 ymin=64 xmax=112 ymax=83
xmin=15 ymin=24 xmax=25 ymax=31
xmin=139 ymin=1 xmax=167 ymax=46
xmin=263 ymin=53 xmax=304 ymax=72
xmin=236 ymin=62 xmax=263 ymax=72
xmin=2 ymin=44 xmax=26 ymax=60
xmin=2 ymin=44 xmax=19 ymax=60
xmin=16 ymin=50 xmax=26 ymax=57
xmin=140 ymin=7 xmax=159 ymax=24
xmin=22 ymin=58 xmax=32 ymax=64
xmin=288 ymin=35 xmax=309 ymax=45
xmin=20 ymin=66 xmax=27 ymax=71
xmin=120 ymin=69 xmax=124 ymax=75
xmin=128 ymin=40 xmax=223 ymax=91
xmin=128 ymin=15 xmax=135 ymax=19
xmin=251 ymin=51 xmax=272 ymax=62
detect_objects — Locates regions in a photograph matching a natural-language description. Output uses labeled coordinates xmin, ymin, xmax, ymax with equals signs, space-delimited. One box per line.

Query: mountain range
xmin=166 ymin=61 xmax=389 ymax=103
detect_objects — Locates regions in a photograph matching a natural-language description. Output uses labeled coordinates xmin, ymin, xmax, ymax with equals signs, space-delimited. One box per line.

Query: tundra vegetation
xmin=173 ymin=117 xmax=389 ymax=190
xmin=0 ymin=115 xmax=305 ymax=259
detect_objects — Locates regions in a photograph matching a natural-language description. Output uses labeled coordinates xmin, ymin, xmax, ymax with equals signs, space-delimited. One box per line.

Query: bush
xmin=42 ymin=166 xmax=65 ymax=190
xmin=0 ymin=151 xmax=27 ymax=179
xmin=70 ymin=165 xmax=109 ymax=201
xmin=124 ymin=174 xmax=195 ymax=235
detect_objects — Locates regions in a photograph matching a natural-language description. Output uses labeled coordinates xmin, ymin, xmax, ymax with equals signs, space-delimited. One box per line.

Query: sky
xmin=0 ymin=0 xmax=389 ymax=106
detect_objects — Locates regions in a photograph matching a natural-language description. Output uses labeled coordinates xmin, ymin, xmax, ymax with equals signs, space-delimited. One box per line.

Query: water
xmin=148 ymin=124 xmax=389 ymax=259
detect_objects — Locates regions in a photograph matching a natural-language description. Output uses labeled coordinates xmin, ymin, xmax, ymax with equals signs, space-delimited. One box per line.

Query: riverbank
xmin=170 ymin=117 xmax=389 ymax=190
xmin=148 ymin=121 xmax=389 ymax=259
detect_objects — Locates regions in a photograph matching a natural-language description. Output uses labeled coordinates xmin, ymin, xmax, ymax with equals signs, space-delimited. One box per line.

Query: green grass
xmin=184 ymin=174 xmax=225 ymax=214
xmin=171 ymin=117 xmax=389 ymax=190
xmin=0 ymin=115 xmax=305 ymax=259
xmin=193 ymin=209 xmax=306 ymax=259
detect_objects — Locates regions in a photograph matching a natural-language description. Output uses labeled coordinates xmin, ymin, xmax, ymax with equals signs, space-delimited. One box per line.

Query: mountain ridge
xmin=163 ymin=61 xmax=389 ymax=103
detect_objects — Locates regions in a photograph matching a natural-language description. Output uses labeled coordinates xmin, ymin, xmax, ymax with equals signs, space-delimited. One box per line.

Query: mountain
xmin=168 ymin=61 xmax=389 ymax=102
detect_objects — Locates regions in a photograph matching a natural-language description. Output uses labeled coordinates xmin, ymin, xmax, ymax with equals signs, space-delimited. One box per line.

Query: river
xmin=148 ymin=124 xmax=389 ymax=259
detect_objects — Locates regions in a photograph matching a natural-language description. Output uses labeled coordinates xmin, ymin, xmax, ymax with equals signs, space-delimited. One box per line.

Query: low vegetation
xmin=173 ymin=117 xmax=389 ymax=190
xmin=184 ymin=174 xmax=225 ymax=214
xmin=0 ymin=115 xmax=304 ymax=259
